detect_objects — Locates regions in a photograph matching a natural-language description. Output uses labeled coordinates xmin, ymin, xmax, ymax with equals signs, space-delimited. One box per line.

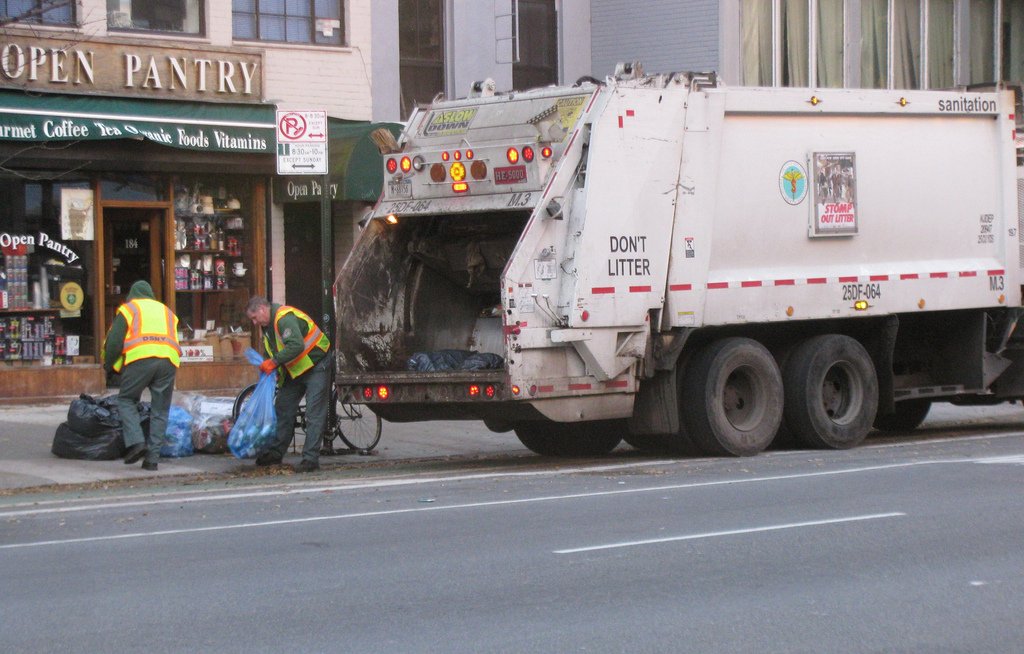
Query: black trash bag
xmin=67 ymin=394 xmax=151 ymax=437
xmin=51 ymin=422 xmax=126 ymax=461
xmin=66 ymin=394 xmax=121 ymax=434
xmin=406 ymin=349 xmax=471 ymax=371
xmin=461 ymin=352 xmax=504 ymax=370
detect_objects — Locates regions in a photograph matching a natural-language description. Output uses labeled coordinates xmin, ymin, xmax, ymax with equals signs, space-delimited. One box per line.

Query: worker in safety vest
xmin=245 ymin=295 xmax=331 ymax=472
xmin=103 ymin=280 xmax=181 ymax=471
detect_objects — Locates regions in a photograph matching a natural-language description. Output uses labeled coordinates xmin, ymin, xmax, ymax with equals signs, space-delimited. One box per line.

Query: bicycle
xmin=231 ymin=382 xmax=382 ymax=455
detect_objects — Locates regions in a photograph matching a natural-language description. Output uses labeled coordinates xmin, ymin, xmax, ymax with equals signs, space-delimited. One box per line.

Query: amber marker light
xmin=468 ymin=384 xmax=481 ymax=398
xmin=452 ymin=182 xmax=469 ymax=193
xmin=376 ymin=385 xmax=390 ymax=400
xmin=511 ymin=385 xmax=521 ymax=396
xmin=506 ymin=147 xmax=519 ymax=164
xmin=384 ymin=214 xmax=399 ymax=225
xmin=541 ymin=146 xmax=553 ymax=158
xmin=450 ymin=161 xmax=466 ymax=182
xmin=400 ymin=156 xmax=412 ymax=173
xmin=809 ymin=95 xmax=821 ymax=106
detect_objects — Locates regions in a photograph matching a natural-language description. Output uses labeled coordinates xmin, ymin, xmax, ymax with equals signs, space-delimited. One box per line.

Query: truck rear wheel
xmin=873 ymin=399 xmax=931 ymax=432
xmin=783 ymin=334 xmax=878 ymax=449
xmin=680 ymin=338 xmax=783 ymax=457
xmin=514 ymin=420 xmax=623 ymax=456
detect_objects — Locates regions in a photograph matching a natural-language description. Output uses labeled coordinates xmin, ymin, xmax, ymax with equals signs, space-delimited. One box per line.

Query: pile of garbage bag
xmin=406 ymin=349 xmax=504 ymax=372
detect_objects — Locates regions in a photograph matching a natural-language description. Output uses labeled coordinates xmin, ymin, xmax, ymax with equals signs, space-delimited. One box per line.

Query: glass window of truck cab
xmin=2 ymin=0 xmax=73 ymax=24
xmin=232 ymin=0 xmax=344 ymax=45
xmin=739 ymin=0 xmax=1024 ymax=89
xmin=107 ymin=0 xmax=203 ymax=34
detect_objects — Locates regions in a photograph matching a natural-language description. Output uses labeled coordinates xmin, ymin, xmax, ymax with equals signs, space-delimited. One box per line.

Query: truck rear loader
xmin=334 ymin=66 xmax=1024 ymax=457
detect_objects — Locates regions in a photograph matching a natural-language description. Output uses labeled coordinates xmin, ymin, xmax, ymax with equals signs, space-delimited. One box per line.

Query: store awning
xmin=273 ymin=119 xmax=403 ymax=203
xmin=0 ymin=89 xmax=276 ymax=154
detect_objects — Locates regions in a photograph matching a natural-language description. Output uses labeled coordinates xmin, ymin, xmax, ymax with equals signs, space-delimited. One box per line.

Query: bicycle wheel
xmin=335 ymin=390 xmax=382 ymax=451
xmin=231 ymin=384 xmax=257 ymax=421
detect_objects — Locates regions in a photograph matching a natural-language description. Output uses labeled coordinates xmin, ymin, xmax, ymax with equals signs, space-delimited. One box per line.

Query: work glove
xmin=259 ymin=358 xmax=278 ymax=374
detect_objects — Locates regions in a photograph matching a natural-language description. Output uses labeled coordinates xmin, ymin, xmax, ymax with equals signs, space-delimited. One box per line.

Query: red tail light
xmin=386 ymin=158 xmax=398 ymax=174
xmin=441 ymin=151 xmax=450 ymax=162
xmin=522 ymin=146 xmax=535 ymax=162
xmin=362 ymin=386 xmax=373 ymax=400
xmin=453 ymin=150 xmax=462 ymax=161
xmin=484 ymin=384 xmax=496 ymax=399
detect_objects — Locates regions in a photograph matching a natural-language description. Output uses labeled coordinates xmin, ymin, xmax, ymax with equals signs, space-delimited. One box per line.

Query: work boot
xmin=255 ymin=451 xmax=282 ymax=467
xmin=124 ymin=443 xmax=147 ymax=465
xmin=141 ymin=461 xmax=158 ymax=471
xmin=292 ymin=459 xmax=319 ymax=473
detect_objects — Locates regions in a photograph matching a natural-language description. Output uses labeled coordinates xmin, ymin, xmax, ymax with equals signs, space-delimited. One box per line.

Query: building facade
xmin=589 ymin=0 xmax=1023 ymax=89
xmin=0 ymin=0 xmax=377 ymax=397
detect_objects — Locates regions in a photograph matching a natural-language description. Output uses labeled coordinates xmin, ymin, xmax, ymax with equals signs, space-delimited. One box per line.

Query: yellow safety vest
xmin=113 ymin=298 xmax=181 ymax=372
xmin=262 ymin=306 xmax=330 ymax=379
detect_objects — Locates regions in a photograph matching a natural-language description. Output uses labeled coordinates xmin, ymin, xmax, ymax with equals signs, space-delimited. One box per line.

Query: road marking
xmin=0 ymin=459 xmax=955 ymax=519
xmin=972 ymin=454 xmax=1024 ymax=465
xmin=553 ymin=512 xmax=907 ymax=555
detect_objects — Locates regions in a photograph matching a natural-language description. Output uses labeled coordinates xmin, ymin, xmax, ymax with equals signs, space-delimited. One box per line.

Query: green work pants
xmin=117 ymin=357 xmax=177 ymax=465
xmin=269 ymin=355 xmax=330 ymax=463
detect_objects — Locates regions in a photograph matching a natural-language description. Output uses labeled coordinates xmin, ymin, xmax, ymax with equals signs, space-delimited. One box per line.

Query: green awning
xmin=274 ymin=119 xmax=403 ymax=202
xmin=0 ymin=90 xmax=276 ymax=153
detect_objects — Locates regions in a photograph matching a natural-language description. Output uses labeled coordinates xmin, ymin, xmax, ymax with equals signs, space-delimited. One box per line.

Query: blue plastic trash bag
xmin=227 ymin=348 xmax=278 ymax=459
xmin=161 ymin=405 xmax=195 ymax=458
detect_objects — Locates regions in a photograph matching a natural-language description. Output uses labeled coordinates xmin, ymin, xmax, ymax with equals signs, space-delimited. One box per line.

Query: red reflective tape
xmin=740 ymin=281 xmax=762 ymax=288
xmin=774 ymin=279 xmax=795 ymax=286
xmin=603 ymin=380 xmax=628 ymax=388
xmin=629 ymin=285 xmax=651 ymax=293
xmin=538 ymin=385 xmax=555 ymax=393
xmin=503 ymin=325 xmax=516 ymax=335
xmin=707 ymin=282 xmax=729 ymax=290
xmin=618 ymin=116 xmax=624 ymax=128
xmin=807 ymin=278 xmax=827 ymax=285
xmin=626 ymin=109 xmax=635 ymax=117
xmin=585 ymin=91 xmax=600 ymax=112
xmin=592 ymin=286 xmax=615 ymax=294
xmin=930 ymin=272 xmax=948 ymax=279
xmin=958 ymin=271 xmax=977 ymax=278
xmin=900 ymin=273 xmax=919 ymax=280
xmin=569 ymin=383 xmax=592 ymax=391
xmin=988 ymin=269 xmax=1005 ymax=276
xmin=669 ymin=283 xmax=692 ymax=291
xmin=869 ymin=275 xmax=889 ymax=281
xmin=839 ymin=276 xmax=858 ymax=283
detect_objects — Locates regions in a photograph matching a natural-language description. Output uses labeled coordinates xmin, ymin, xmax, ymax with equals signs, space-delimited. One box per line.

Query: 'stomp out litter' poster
xmin=811 ymin=152 xmax=857 ymax=237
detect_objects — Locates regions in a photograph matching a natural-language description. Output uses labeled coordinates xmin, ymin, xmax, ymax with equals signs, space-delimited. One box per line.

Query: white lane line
xmin=553 ymin=512 xmax=907 ymax=555
xmin=0 ymin=459 xmax=963 ymax=520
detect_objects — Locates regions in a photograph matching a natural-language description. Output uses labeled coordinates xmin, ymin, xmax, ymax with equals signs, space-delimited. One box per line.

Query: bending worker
xmin=245 ymin=295 xmax=331 ymax=473
xmin=103 ymin=280 xmax=181 ymax=472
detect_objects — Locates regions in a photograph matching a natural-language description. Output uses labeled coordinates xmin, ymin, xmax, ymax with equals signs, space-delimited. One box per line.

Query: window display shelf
xmin=0 ymin=308 xmax=62 ymax=315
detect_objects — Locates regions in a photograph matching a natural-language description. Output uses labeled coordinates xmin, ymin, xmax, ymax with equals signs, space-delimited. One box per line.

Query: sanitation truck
xmin=333 ymin=65 xmax=1024 ymax=457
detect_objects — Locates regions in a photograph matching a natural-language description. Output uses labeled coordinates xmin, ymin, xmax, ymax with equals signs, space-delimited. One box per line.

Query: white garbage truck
xmin=334 ymin=65 xmax=1024 ymax=457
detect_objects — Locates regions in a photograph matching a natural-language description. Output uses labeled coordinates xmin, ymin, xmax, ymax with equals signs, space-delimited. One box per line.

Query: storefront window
xmin=740 ymin=0 xmax=773 ymax=85
xmin=893 ymin=0 xmax=921 ymax=89
xmin=172 ymin=176 xmax=256 ymax=358
xmin=100 ymin=175 xmax=168 ymax=202
xmin=781 ymin=0 xmax=809 ymax=86
xmin=0 ymin=174 xmax=94 ymax=365
xmin=1 ymin=0 xmax=73 ymax=25
xmin=106 ymin=0 xmax=203 ymax=34
xmin=928 ymin=0 xmax=955 ymax=88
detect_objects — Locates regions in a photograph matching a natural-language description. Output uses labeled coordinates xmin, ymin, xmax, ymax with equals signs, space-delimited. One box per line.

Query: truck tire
xmin=873 ymin=399 xmax=931 ymax=432
xmin=783 ymin=334 xmax=878 ymax=449
xmin=680 ymin=338 xmax=783 ymax=457
xmin=514 ymin=420 xmax=623 ymax=456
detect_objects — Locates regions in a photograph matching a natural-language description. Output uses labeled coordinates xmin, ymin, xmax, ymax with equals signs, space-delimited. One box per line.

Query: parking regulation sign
xmin=276 ymin=110 xmax=328 ymax=175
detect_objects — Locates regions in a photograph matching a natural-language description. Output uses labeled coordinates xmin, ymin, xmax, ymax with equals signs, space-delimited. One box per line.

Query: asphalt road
xmin=2 ymin=422 xmax=1024 ymax=653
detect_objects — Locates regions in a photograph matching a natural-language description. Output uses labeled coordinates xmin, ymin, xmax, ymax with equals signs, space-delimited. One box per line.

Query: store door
xmin=283 ymin=202 xmax=322 ymax=322
xmin=103 ymin=208 xmax=164 ymax=330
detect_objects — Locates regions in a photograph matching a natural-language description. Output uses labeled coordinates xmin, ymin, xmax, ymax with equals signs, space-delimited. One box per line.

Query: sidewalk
xmin=0 ymin=395 xmax=526 ymax=492
xmin=2 ymin=396 xmax=1022 ymax=493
